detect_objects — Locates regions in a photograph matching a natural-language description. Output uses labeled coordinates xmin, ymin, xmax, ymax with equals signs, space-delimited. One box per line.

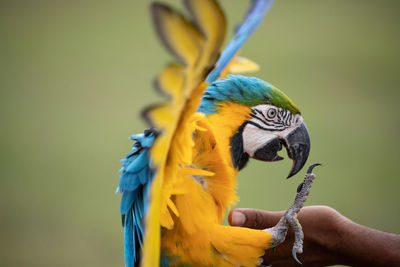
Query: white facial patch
xmin=242 ymin=104 xmax=303 ymax=157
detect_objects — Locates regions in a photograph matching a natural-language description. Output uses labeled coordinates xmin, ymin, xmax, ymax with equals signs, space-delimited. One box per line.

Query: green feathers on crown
xmin=198 ymin=75 xmax=300 ymax=115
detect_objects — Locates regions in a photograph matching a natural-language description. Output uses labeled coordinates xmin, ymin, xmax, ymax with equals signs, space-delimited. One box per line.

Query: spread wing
xmin=117 ymin=1 xmax=274 ymax=266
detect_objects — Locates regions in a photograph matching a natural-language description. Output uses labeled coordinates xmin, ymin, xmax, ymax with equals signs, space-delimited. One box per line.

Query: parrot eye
xmin=267 ymin=108 xmax=277 ymax=118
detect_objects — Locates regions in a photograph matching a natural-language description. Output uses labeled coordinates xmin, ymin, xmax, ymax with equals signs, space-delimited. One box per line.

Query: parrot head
xmin=198 ymin=74 xmax=310 ymax=178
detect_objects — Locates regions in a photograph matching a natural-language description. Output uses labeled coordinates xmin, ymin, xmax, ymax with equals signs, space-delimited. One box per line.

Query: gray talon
xmin=307 ymin=163 xmax=321 ymax=174
xmin=296 ymin=182 xmax=304 ymax=193
xmin=292 ymin=247 xmax=302 ymax=265
xmin=264 ymin=163 xmax=321 ymax=265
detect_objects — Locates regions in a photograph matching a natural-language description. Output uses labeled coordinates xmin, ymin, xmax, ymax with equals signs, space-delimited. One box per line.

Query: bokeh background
xmin=1 ymin=0 xmax=399 ymax=266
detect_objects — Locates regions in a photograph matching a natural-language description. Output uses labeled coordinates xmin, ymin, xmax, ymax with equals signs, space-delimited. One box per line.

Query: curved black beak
xmin=283 ymin=122 xmax=311 ymax=178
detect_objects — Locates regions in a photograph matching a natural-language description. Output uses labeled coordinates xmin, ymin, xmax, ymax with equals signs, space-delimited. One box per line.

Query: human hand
xmin=228 ymin=205 xmax=348 ymax=266
xmin=229 ymin=205 xmax=400 ymax=266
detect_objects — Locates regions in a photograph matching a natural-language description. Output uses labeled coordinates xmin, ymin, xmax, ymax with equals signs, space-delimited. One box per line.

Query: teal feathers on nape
xmin=206 ymin=0 xmax=274 ymax=83
xmin=198 ymin=74 xmax=300 ymax=115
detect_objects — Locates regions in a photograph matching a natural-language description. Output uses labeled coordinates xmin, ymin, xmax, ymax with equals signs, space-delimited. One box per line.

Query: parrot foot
xmin=264 ymin=163 xmax=321 ymax=265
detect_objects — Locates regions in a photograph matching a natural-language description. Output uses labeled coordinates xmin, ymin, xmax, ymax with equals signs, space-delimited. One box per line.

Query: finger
xmin=228 ymin=208 xmax=285 ymax=229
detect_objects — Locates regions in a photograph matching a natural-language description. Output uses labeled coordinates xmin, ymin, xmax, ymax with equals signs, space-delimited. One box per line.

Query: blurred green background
xmin=1 ymin=0 xmax=399 ymax=266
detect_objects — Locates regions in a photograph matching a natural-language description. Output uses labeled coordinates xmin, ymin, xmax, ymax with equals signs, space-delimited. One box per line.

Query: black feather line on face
xmin=230 ymin=122 xmax=249 ymax=170
xmin=249 ymin=108 xmax=286 ymax=131
xmin=250 ymin=113 xmax=277 ymax=128
xmin=247 ymin=121 xmax=285 ymax=132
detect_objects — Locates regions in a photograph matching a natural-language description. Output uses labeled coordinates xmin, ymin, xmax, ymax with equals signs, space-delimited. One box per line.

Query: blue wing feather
xmin=206 ymin=0 xmax=274 ymax=83
xmin=118 ymin=128 xmax=158 ymax=267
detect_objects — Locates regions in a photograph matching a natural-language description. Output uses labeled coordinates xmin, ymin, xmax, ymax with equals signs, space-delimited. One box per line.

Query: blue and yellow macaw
xmin=117 ymin=0 xmax=314 ymax=266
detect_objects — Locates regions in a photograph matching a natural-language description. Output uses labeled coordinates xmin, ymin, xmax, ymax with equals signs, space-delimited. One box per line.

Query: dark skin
xmin=228 ymin=205 xmax=400 ymax=266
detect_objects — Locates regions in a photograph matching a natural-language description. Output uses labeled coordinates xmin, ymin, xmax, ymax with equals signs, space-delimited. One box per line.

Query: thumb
xmin=228 ymin=208 xmax=284 ymax=229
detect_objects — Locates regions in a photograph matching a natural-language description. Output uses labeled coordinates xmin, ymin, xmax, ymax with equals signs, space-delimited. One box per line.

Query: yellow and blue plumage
xmin=117 ymin=0 xmax=312 ymax=266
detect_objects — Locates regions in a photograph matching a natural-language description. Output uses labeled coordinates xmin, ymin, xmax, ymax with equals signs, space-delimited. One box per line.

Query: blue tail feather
xmin=124 ymin=209 xmax=135 ymax=267
xmin=118 ymin=128 xmax=157 ymax=266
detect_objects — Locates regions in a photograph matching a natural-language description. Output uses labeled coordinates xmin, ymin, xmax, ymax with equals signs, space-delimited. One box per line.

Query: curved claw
xmin=306 ymin=163 xmax=322 ymax=174
xmin=296 ymin=182 xmax=304 ymax=193
xmin=292 ymin=247 xmax=302 ymax=265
